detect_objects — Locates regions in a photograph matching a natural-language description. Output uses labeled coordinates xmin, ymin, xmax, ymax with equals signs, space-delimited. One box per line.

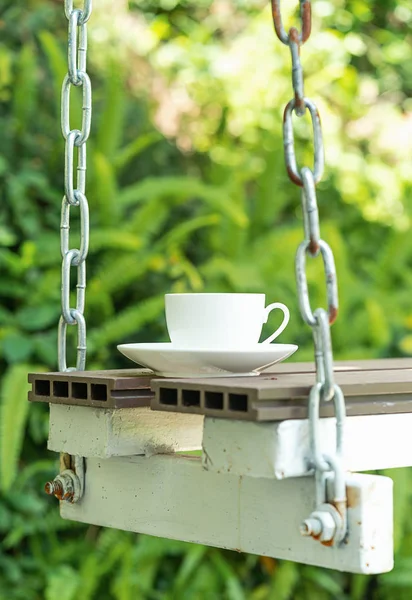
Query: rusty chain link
xmin=271 ymin=0 xmax=312 ymax=45
xmin=283 ymin=98 xmax=324 ymax=185
xmin=272 ymin=0 xmax=347 ymax=542
xmin=58 ymin=0 xmax=92 ymax=371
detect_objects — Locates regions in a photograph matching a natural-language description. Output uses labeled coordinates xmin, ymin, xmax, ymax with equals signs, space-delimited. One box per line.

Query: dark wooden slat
xmin=151 ymin=358 xmax=412 ymax=421
xmin=28 ymin=369 xmax=154 ymax=408
xmin=28 ymin=358 xmax=412 ymax=414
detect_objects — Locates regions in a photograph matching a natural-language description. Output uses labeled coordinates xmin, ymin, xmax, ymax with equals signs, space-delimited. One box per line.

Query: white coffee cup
xmin=165 ymin=293 xmax=290 ymax=349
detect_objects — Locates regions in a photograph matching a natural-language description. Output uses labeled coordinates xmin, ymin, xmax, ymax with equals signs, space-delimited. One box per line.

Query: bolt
xmin=300 ymin=506 xmax=341 ymax=543
xmin=45 ymin=471 xmax=78 ymax=502
xmin=45 ymin=479 xmax=64 ymax=499
xmin=300 ymin=517 xmax=322 ymax=537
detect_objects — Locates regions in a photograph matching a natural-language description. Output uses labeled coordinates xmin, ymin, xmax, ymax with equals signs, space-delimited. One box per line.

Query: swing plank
xmin=60 ymin=454 xmax=393 ymax=574
xmin=48 ymin=403 xmax=412 ymax=474
xmin=48 ymin=404 xmax=203 ymax=458
xmin=202 ymin=413 xmax=412 ymax=479
xmin=28 ymin=369 xmax=154 ymax=409
xmin=151 ymin=364 xmax=412 ymax=421
xmin=28 ymin=359 xmax=412 ymax=413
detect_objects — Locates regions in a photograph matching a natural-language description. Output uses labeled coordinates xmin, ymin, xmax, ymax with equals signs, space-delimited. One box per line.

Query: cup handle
xmin=261 ymin=303 xmax=290 ymax=344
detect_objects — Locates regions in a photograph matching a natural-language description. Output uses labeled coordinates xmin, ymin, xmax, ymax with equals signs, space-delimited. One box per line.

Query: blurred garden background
xmin=1 ymin=0 xmax=412 ymax=597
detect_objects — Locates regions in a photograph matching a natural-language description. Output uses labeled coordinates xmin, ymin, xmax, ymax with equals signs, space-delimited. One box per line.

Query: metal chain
xmin=271 ymin=0 xmax=347 ymax=541
xmin=58 ymin=0 xmax=92 ymax=372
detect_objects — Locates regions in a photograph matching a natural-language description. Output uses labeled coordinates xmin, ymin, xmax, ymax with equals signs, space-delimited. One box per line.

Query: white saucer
xmin=117 ymin=343 xmax=298 ymax=378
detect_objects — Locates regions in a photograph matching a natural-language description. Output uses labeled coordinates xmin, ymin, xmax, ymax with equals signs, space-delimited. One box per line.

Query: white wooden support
xmin=48 ymin=405 xmax=203 ymax=458
xmin=202 ymin=413 xmax=412 ymax=479
xmin=61 ymin=454 xmax=393 ymax=574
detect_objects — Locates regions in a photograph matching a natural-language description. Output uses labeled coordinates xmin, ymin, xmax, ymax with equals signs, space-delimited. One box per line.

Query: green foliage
xmin=1 ymin=0 xmax=412 ymax=597
xmin=0 ymin=364 xmax=39 ymax=492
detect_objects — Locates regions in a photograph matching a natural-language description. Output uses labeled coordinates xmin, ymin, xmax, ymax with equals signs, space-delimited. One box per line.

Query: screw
xmin=300 ymin=517 xmax=322 ymax=537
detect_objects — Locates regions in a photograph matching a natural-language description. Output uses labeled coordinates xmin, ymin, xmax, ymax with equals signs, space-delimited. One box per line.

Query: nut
xmin=309 ymin=509 xmax=337 ymax=542
xmin=300 ymin=503 xmax=345 ymax=545
xmin=44 ymin=469 xmax=81 ymax=503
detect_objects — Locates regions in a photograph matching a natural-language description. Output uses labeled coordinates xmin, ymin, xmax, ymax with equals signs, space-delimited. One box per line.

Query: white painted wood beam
xmin=202 ymin=413 xmax=412 ymax=479
xmin=48 ymin=405 xmax=203 ymax=458
xmin=61 ymin=454 xmax=393 ymax=574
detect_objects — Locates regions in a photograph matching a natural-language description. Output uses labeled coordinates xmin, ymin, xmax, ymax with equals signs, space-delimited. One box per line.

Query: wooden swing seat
xmin=29 ymin=357 xmax=412 ymax=418
xmin=29 ymin=358 xmax=410 ymax=574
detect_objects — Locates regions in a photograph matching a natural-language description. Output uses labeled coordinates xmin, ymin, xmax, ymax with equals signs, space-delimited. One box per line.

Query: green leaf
xmin=380 ymin=557 xmax=412 ymax=588
xmin=45 ymin=566 xmax=80 ymax=600
xmin=33 ymin=331 xmax=59 ymax=367
xmin=3 ymin=510 xmax=84 ymax=548
xmin=89 ymin=253 xmax=154 ymax=296
xmin=0 ymin=225 xmax=17 ymax=247
xmin=0 ymin=306 xmax=14 ymax=326
xmin=90 ymin=295 xmax=165 ymax=348
xmin=16 ymin=304 xmax=60 ymax=332
xmin=303 ymin=567 xmax=344 ymax=597
xmin=268 ymin=561 xmax=299 ymax=600
xmin=114 ymin=132 xmax=163 ymax=172
xmin=37 ymin=30 xmax=67 ymax=114
xmin=0 ymin=554 xmax=22 ymax=584
xmin=0 ymin=502 xmax=13 ymax=533
xmin=91 ymin=150 xmax=119 ymax=226
xmin=96 ymin=64 xmax=126 ymax=159
xmin=172 ymin=545 xmax=208 ymax=595
xmin=0 ymin=364 xmax=37 ymax=491
xmin=209 ymin=550 xmax=246 ymax=600
xmin=160 ymin=214 xmax=221 ymax=248
xmin=90 ymin=229 xmax=143 ymax=253
xmin=126 ymin=198 xmax=169 ymax=241
xmin=7 ymin=491 xmax=45 ymax=515
xmin=350 ymin=574 xmax=370 ymax=600
xmin=118 ymin=177 xmax=249 ymax=227
xmin=12 ymin=43 xmax=37 ymax=134
xmin=381 ymin=468 xmax=412 ymax=554
xmin=2 ymin=332 xmax=34 ymax=363
xmin=15 ymin=459 xmax=56 ymax=492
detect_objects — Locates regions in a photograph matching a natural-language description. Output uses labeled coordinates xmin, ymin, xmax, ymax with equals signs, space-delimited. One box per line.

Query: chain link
xmin=288 ymin=28 xmax=305 ymax=116
xmin=65 ymin=0 xmax=92 ymax=24
xmin=295 ymin=240 xmax=338 ymax=327
xmin=58 ymin=312 xmax=87 ymax=372
xmin=271 ymin=0 xmax=312 ymax=46
xmin=59 ymin=1 xmax=92 ymax=372
xmin=272 ymin=0 xmax=347 ymax=532
xmin=301 ymin=167 xmax=320 ymax=255
xmin=283 ymin=98 xmax=324 ymax=186
xmin=61 ymin=73 xmax=92 ymax=146
xmin=64 ymin=130 xmax=86 ymax=205
xmin=68 ymin=10 xmax=87 ymax=85
xmin=308 ymin=382 xmax=345 ymax=473
xmin=313 ymin=309 xmax=335 ymax=399
xmin=61 ymin=250 xmax=86 ymax=323
xmin=60 ymin=194 xmax=89 ymax=263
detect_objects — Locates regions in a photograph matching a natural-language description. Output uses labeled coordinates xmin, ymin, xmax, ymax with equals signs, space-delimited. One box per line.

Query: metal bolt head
xmin=312 ymin=510 xmax=337 ymax=543
xmin=301 ymin=504 xmax=342 ymax=544
xmin=300 ymin=517 xmax=322 ymax=537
